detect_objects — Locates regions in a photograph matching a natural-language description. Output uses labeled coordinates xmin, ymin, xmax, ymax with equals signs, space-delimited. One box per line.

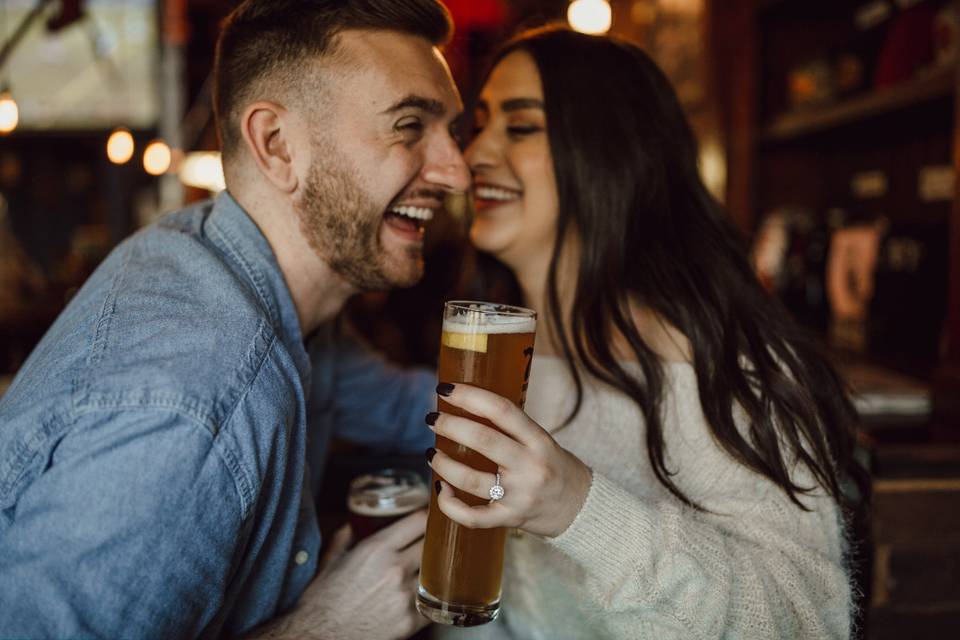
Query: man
xmin=0 ymin=1 xmax=469 ymax=638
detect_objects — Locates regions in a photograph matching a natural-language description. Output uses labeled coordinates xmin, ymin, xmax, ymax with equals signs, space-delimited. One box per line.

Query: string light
xmin=143 ymin=139 xmax=172 ymax=175
xmin=568 ymin=0 xmax=613 ymax=35
xmin=0 ymin=2 xmax=15 ymax=135
xmin=106 ymin=128 xmax=135 ymax=164
xmin=0 ymin=90 xmax=19 ymax=135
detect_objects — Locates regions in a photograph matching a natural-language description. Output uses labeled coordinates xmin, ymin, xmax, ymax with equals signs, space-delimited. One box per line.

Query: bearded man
xmin=0 ymin=2 xmax=469 ymax=638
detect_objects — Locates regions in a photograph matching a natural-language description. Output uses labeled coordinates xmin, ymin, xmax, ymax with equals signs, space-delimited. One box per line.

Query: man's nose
xmin=422 ymin=137 xmax=471 ymax=194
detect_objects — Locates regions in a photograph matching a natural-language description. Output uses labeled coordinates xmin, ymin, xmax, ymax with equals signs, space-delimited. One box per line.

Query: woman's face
xmin=465 ymin=50 xmax=560 ymax=275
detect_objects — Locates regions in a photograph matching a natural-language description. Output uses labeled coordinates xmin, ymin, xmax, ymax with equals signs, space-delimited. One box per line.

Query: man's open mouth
xmin=384 ymin=205 xmax=434 ymax=234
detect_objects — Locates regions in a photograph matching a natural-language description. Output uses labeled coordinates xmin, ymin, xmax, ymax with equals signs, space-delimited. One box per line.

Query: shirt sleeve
xmin=329 ymin=329 xmax=437 ymax=453
xmin=0 ymin=408 xmax=246 ymax=640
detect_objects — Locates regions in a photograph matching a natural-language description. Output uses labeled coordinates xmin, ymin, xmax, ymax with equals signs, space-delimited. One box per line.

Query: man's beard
xmin=294 ymin=145 xmax=423 ymax=291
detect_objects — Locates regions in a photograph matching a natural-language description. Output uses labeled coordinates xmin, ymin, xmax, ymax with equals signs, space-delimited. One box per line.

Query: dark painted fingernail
xmin=425 ymin=447 xmax=436 ymax=463
xmin=436 ymin=382 xmax=455 ymax=396
xmin=425 ymin=411 xmax=439 ymax=426
xmin=435 ymin=480 xmax=442 ymax=495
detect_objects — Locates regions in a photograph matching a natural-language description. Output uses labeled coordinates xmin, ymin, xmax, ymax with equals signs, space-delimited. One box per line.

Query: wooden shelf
xmin=760 ymin=66 xmax=956 ymax=144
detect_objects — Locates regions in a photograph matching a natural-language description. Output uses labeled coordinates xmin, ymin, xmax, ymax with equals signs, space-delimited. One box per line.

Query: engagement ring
xmin=489 ymin=472 xmax=505 ymax=501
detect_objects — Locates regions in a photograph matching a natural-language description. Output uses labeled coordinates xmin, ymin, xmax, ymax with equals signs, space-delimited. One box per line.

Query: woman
xmin=426 ymin=26 xmax=864 ymax=639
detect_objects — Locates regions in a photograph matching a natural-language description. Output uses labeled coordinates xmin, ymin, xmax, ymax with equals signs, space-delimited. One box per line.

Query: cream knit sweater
xmin=433 ymin=355 xmax=852 ymax=640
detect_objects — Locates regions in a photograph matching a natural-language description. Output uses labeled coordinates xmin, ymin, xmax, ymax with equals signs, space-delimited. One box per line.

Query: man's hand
xmin=246 ymin=510 xmax=429 ymax=640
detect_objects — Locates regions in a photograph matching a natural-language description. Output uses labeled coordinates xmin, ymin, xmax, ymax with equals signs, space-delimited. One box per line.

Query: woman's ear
xmin=238 ymin=101 xmax=299 ymax=193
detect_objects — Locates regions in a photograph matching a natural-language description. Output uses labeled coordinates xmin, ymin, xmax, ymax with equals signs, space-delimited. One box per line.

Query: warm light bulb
xmin=107 ymin=128 xmax=135 ymax=164
xmin=0 ymin=92 xmax=19 ymax=135
xmin=143 ymin=139 xmax=172 ymax=175
xmin=178 ymin=151 xmax=226 ymax=192
xmin=568 ymin=0 xmax=612 ymax=35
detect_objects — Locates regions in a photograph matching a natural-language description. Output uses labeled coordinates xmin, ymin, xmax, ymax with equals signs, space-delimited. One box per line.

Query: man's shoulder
xmin=111 ymin=199 xmax=269 ymax=337
xmin=19 ymin=200 xmax=285 ymax=426
xmin=81 ymin=229 xmax=281 ymax=421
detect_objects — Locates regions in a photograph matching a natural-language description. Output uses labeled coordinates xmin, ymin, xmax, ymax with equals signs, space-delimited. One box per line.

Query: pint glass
xmin=347 ymin=469 xmax=429 ymax=544
xmin=417 ymin=301 xmax=536 ymax=626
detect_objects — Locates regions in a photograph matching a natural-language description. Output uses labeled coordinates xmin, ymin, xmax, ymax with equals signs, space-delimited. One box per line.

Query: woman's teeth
xmin=390 ymin=205 xmax=434 ymax=221
xmin=475 ymin=186 xmax=520 ymax=201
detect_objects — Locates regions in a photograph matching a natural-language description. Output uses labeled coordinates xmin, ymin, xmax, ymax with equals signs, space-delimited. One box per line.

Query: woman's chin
xmin=469 ymin=227 xmax=503 ymax=255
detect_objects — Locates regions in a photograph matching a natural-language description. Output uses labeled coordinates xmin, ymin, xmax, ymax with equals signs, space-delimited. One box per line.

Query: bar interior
xmin=0 ymin=1 xmax=958 ymax=638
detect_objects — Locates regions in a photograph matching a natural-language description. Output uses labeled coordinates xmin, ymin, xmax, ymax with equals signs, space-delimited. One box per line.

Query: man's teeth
xmin=390 ymin=205 xmax=434 ymax=221
xmin=475 ymin=186 xmax=520 ymax=201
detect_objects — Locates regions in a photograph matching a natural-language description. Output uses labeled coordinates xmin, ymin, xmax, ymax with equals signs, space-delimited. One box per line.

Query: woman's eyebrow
xmin=474 ymin=97 xmax=545 ymax=114
xmin=501 ymin=97 xmax=545 ymax=112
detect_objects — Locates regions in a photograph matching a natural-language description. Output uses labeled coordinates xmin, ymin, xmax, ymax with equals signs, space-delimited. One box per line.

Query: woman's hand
xmin=426 ymin=382 xmax=593 ymax=538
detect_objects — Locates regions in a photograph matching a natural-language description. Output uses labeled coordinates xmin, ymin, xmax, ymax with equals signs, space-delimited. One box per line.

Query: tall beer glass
xmin=417 ymin=301 xmax=536 ymax=626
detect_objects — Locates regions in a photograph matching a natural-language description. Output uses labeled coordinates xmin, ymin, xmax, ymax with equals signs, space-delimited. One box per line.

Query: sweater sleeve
xmin=546 ymin=468 xmax=852 ymax=640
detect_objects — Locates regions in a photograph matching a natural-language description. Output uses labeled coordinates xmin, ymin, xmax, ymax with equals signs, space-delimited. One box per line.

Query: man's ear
xmin=239 ymin=101 xmax=299 ymax=193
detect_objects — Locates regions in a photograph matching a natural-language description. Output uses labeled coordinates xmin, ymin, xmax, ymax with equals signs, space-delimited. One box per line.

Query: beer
xmin=347 ymin=469 xmax=428 ymax=543
xmin=418 ymin=301 xmax=536 ymax=627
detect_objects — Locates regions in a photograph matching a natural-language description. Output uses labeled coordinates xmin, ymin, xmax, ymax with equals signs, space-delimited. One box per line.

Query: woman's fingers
xmin=435 ymin=480 xmax=507 ymax=529
xmin=429 ymin=447 xmax=498 ymax=501
xmin=436 ymin=383 xmax=548 ymax=450
xmin=427 ymin=411 xmax=525 ymax=469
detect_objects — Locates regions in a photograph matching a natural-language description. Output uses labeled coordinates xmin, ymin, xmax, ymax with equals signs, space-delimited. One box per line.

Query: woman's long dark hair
xmin=480 ymin=26 xmax=864 ymax=512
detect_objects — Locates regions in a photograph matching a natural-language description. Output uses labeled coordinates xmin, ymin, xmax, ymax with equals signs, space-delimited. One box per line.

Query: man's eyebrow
xmin=382 ymin=94 xmax=445 ymax=116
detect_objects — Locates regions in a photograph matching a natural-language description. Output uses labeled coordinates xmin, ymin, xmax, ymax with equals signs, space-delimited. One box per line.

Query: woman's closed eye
xmin=507 ymin=124 xmax=543 ymax=138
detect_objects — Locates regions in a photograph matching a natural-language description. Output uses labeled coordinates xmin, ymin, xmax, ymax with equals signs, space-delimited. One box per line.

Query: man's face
xmin=293 ymin=30 xmax=469 ymax=291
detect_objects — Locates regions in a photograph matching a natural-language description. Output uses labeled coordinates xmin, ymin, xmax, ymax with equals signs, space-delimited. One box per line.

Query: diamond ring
xmin=489 ymin=472 xmax=505 ymax=501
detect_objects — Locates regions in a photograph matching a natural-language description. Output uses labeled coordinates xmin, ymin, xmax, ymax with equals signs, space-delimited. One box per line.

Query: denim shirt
xmin=0 ymin=192 xmax=436 ymax=638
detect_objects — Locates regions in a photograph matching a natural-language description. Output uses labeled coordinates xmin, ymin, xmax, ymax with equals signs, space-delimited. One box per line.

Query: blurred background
xmin=0 ymin=1 xmax=959 ymax=636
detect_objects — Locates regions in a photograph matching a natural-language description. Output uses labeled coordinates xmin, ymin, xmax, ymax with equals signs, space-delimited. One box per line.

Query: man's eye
xmin=395 ymin=117 xmax=424 ymax=136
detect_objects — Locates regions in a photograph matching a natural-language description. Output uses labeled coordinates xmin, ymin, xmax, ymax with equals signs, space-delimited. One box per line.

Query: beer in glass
xmin=417 ymin=301 xmax=536 ymax=626
xmin=347 ymin=469 xmax=429 ymax=543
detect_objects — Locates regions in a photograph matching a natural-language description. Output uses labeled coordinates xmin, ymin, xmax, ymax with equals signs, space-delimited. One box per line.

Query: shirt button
xmin=294 ymin=550 xmax=309 ymax=566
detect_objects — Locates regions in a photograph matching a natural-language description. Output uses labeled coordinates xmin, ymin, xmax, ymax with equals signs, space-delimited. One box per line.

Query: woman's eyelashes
xmin=507 ymin=124 xmax=543 ymax=138
xmin=469 ymin=121 xmax=544 ymax=141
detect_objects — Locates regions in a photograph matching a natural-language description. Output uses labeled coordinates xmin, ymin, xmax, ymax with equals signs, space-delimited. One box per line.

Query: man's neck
xmin=231 ymin=187 xmax=356 ymax=337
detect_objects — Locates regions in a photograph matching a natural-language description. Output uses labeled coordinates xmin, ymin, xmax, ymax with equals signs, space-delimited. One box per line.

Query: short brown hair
xmin=213 ymin=0 xmax=453 ymax=158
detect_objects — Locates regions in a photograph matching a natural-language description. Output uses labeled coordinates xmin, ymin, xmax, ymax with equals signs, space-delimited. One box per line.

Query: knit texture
xmin=434 ymin=355 xmax=851 ymax=640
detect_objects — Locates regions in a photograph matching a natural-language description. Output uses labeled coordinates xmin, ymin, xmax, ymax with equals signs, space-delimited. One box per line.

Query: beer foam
xmin=347 ymin=479 xmax=429 ymax=517
xmin=441 ymin=315 xmax=536 ymax=335
xmin=347 ymin=498 xmax=425 ymax=518
xmin=442 ymin=303 xmax=535 ymax=352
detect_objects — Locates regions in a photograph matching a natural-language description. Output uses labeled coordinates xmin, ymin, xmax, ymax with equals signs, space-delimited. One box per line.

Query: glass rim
xmin=444 ymin=300 xmax=537 ymax=318
xmin=347 ymin=468 xmax=429 ymax=511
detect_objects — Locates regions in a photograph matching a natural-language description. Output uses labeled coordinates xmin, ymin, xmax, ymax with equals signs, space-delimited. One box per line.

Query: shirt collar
xmin=204 ymin=190 xmax=310 ymax=385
